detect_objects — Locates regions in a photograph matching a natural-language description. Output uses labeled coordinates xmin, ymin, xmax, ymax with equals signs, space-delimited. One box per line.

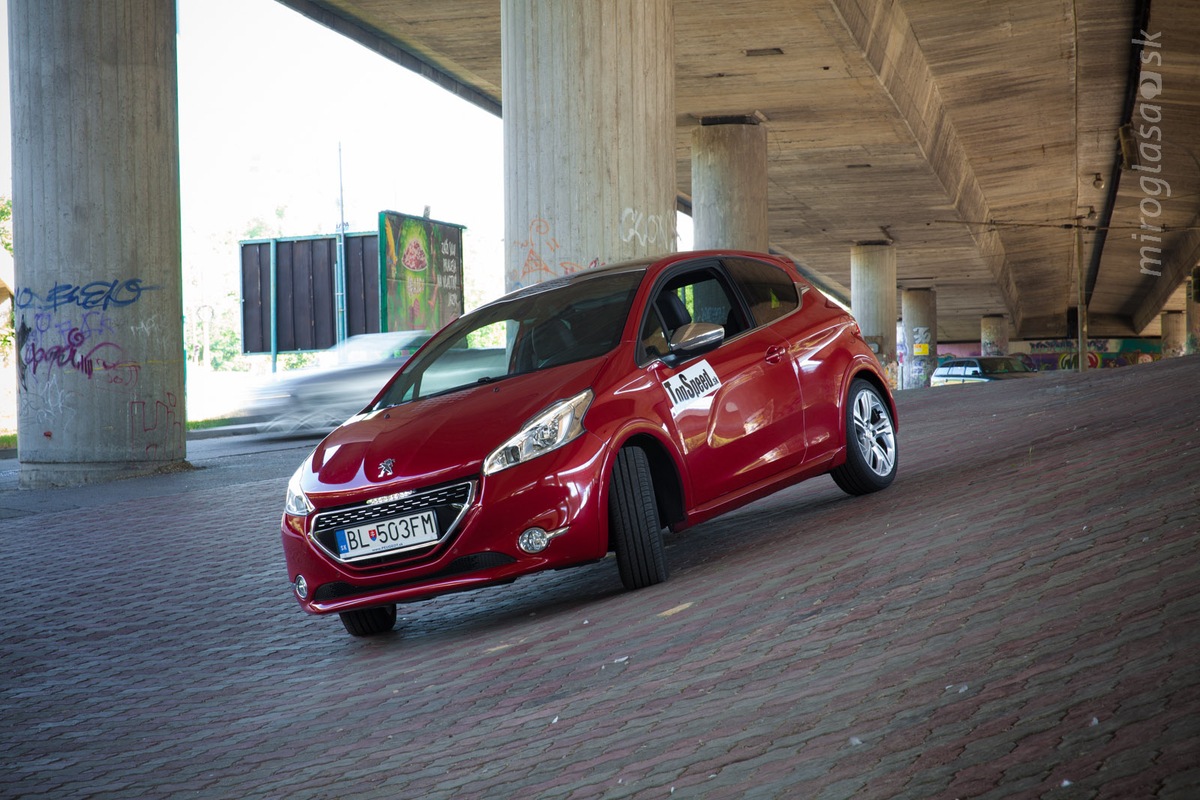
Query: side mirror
xmin=669 ymin=322 xmax=724 ymax=355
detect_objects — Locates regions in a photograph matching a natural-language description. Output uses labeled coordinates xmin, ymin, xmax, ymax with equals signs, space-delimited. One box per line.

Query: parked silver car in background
xmin=930 ymin=356 xmax=1038 ymax=387
xmin=247 ymin=331 xmax=431 ymax=434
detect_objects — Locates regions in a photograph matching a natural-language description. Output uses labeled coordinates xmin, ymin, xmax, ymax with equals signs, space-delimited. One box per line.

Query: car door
xmin=642 ymin=260 xmax=806 ymax=507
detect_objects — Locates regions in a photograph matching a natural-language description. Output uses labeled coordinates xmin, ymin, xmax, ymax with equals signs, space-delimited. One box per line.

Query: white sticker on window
xmin=663 ymin=360 xmax=722 ymax=409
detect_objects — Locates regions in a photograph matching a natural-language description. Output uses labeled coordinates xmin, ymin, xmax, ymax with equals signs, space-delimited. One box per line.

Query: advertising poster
xmin=380 ymin=211 xmax=465 ymax=333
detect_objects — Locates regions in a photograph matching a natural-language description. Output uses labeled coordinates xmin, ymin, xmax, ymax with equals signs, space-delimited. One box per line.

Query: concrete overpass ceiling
xmin=276 ymin=0 xmax=1199 ymax=342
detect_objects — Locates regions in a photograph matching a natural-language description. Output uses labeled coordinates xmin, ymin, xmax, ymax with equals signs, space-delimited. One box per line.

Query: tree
xmin=1 ymin=196 xmax=14 ymax=361
xmin=0 ymin=196 xmax=12 ymax=255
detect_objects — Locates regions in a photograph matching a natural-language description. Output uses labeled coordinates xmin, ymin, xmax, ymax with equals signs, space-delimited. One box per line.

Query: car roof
xmin=496 ymin=250 xmax=800 ymax=305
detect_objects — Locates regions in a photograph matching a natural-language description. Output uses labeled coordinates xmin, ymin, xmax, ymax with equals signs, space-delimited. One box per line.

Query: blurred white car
xmin=248 ymin=331 xmax=431 ymax=434
xmin=929 ymin=356 xmax=1038 ymax=387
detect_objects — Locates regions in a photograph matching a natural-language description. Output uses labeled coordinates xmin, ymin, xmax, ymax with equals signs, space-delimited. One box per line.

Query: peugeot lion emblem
xmin=378 ymin=458 xmax=395 ymax=479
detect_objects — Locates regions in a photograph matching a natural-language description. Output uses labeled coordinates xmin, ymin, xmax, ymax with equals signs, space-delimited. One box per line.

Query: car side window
xmin=965 ymin=361 xmax=981 ymax=376
xmin=724 ymin=258 xmax=800 ymax=327
xmin=948 ymin=362 xmax=965 ymax=377
xmin=639 ymin=266 xmax=746 ymax=363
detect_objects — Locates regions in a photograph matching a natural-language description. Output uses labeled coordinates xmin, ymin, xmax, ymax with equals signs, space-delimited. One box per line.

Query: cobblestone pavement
xmin=2 ymin=356 xmax=1197 ymax=799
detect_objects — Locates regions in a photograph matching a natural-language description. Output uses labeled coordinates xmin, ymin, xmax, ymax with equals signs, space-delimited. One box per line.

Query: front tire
xmin=609 ymin=446 xmax=668 ymax=590
xmin=831 ymin=378 xmax=898 ymax=495
xmin=339 ymin=604 xmax=397 ymax=637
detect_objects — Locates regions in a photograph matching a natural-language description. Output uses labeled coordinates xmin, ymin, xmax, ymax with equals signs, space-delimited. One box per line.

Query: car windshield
xmin=979 ymin=357 xmax=1031 ymax=375
xmin=373 ymin=268 xmax=646 ymax=407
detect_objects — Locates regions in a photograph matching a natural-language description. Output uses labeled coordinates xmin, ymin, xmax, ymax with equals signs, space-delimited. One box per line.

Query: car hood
xmin=300 ymin=357 xmax=608 ymax=500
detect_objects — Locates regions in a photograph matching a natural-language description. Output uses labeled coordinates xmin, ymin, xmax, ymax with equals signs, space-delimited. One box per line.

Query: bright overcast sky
xmin=1 ymin=0 xmax=690 ymax=304
xmin=175 ymin=0 xmax=506 ymax=298
xmin=176 ymin=0 xmax=504 ymax=237
xmin=1 ymin=0 xmax=507 ymax=299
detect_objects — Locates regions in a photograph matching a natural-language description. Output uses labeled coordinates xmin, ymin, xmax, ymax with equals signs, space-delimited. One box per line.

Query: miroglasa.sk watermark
xmin=1131 ymin=30 xmax=1169 ymax=278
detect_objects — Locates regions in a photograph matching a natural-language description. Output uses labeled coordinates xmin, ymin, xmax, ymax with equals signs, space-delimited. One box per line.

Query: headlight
xmin=284 ymin=466 xmax=314 ymax=516
xmin=483 ymin=389 xmax=593 ymax=475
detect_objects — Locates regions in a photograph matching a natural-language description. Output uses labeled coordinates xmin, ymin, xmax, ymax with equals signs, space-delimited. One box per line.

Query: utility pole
xmin=335 ymin=143 xmax=348 ymax=344
xmin=1075 ymin=219 xmax=1087 ymax=372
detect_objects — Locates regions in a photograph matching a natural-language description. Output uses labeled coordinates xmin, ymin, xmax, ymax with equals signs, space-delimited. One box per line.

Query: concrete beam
xmin=829 ymin=0 xmax=1022 ymax=330
xmin=1131 ymin=228 xmax=1200 ymax=333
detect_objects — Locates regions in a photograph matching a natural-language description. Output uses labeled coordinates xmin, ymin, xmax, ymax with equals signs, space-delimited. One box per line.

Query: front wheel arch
xmin=830 ymin=377 xmax=898 ymax=495
xmin=604 ymin=432 xmax=685 ymax=550
xmin=839 ymin=366 xmax=897 ymax=442
xmin=608 ymin=446 xmax=669 ymax=589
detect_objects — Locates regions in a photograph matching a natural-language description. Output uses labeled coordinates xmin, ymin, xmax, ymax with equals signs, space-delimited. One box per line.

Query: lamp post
xmin=1075 ymin=219 xmax=1088 ymax=372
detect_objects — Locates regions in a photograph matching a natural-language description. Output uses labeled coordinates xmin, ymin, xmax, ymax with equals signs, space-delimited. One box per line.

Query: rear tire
xmin=339 ymin=604 xmax=397 ymax=637
xmin=830 ymin=378 xmax=898 ymax=496
xmin=610 ymin=447 xmax=668 ymax=590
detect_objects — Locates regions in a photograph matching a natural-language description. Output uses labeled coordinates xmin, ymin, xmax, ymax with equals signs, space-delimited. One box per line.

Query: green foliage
xmin=1 ymin=196 xmax=14 ymax=361
xmin=467 ymin=321 xmax=506 ymax=349
xmin=0 ymin=196 xmax=12 ymax=255
xmin=280 ymin=351 xmax=318 ymax=369
xmin=242 ymin=218 xmax=273 ymax=241
xmin=0 ymin=306 xmax=12 ymax=362
xmin=242 ymin=206 xmax=289 ymax=241
xmin=207 ymin=325 xmax=251 ymax=372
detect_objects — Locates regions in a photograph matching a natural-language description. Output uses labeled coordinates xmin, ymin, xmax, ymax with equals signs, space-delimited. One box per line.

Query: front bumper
xmin=280 ymin=431 xmax=611 ymax=615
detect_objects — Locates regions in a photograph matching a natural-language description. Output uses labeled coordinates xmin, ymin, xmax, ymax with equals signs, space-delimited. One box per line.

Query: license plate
xmin=335 ymin=510 xmax=439 ymax=558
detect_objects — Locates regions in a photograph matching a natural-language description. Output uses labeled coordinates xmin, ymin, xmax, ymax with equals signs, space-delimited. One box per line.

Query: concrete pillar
xmin=981 ymin=314 xmax=1009 ymax=356
xmin=691 ymin=121 xmax=768 ymax=250
xmin=1160 ymin=310 xmax=1185 ymax=358
xmin=901 ymin=288 xmax=937 ymax=389
xmin=11 ymin=0 xmax=186 ymax=487
xmin=1187 ymin=274 xmax=1199 ymax=355
xmin=850 ymin=243 xmax=898 ymax=386
xmin=501 ymin=0 xmax=675 ymax=291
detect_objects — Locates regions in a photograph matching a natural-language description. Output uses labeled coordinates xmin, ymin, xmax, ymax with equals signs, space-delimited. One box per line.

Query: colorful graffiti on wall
xmin=935 ymin=338 xmax=1164 ymax=371
xmin=14 ymin=279 xmax=158 ymax=393
xmin=509 ymin=217 xmax=604 ymax=291
xmin=14 ymin=276 xmax=183 ymax=458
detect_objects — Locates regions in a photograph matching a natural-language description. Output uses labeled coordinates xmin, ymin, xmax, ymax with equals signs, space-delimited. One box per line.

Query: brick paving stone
xmin=2 ymin=356 xmax=1199 ymax=798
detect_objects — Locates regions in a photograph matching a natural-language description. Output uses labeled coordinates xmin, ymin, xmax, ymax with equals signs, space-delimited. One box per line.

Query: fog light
xmin=518 ymin=528 xmax=550 ymax=554
xmin=294 ymin=574 xmax=309 ymax=599
xmin=517 ymin=526 xmax=567 ymax=554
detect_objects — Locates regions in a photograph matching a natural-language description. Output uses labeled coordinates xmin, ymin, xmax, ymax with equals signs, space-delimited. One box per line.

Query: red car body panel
xmin=280 ymin=250 xmax=896 ymax=619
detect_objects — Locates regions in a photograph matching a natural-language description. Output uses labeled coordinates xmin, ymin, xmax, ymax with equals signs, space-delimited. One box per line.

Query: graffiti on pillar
xmin=885 ymin=360 xmax=900 ymax=389
xmin=14 ymin=278 xmax=158 ymax=312
xmin=130 ymin=393 xmax=184 ymax=458
xmin=909 ymin=325 xmax=931 ymax=356
xmin=15 ymin=370 xmax=81 ymax=426
xmin=861 ymin=335 xmax=900 ymax=388
xmin=17 ymin=316 xmax=126 ymax=385
xmin=907 ymin=359 xmax=934 ymax=388
xmin=15 ymin=311 xmax=140 ymax=390
xmin=510 ymin=218 xmax=603 ymax=290
xmin=620 ymin=207 xmax=676 ymax=248
xmin=1161 ymin=340 xmax=1186 ymax=359
xmin=14 ymin=278 xmax=157 ymax=392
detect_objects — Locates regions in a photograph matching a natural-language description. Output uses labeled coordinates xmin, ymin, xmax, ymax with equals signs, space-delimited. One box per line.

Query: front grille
xmin=309 ymin=480 xmax=475 ymax=566
xmin=311 ymin=552 xmax=517 ymax=602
